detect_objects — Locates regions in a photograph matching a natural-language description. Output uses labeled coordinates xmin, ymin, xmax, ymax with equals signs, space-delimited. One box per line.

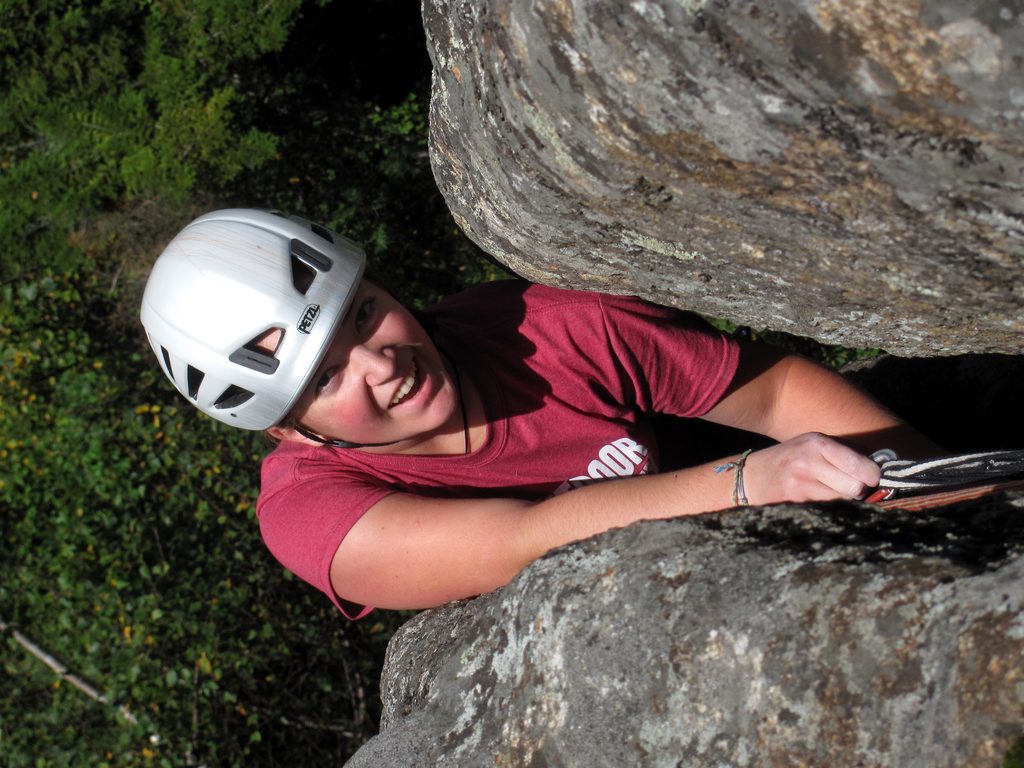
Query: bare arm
xmin=332 ymin=345 xmax=940 ymax=610
xmin=702 ymin=344 xmax=941 ymax=505
xmin=333 ymin=454 xmax=765 ymax=610
xmin=702 ymin=342 xmax=940 ymax=457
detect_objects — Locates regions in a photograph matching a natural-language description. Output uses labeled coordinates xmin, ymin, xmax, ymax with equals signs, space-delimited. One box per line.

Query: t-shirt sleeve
xmin=257 ymin=450 xmax=394 ymax=619
xmin=596 ymin=294 xmax=740 ymax=417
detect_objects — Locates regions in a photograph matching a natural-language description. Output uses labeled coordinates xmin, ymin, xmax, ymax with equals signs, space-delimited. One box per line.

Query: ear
xmin=267 ymin=424 xmax=313 ymax=444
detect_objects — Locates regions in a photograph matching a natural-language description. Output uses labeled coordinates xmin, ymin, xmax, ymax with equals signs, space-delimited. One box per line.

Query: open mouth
xmin=389 ymin=359 xmax=419 ymax=408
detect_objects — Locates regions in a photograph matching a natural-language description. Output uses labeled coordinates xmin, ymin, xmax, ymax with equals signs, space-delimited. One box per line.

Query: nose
xmin=347 ymin=344 xmax=398 ymax=385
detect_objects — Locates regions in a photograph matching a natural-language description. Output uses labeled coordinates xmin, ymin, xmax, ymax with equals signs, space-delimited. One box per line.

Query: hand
xmin=742 ymin=432 xmax=881 ymax=505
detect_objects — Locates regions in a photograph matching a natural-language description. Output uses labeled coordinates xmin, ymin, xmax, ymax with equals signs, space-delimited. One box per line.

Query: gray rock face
xmin=347 ymin=494 xmax=1024 ymax=767
xmin=424 ymin=0 xmax=1024 ymax=355
xmin=357 ymin=5 xmax=1024 ymax=764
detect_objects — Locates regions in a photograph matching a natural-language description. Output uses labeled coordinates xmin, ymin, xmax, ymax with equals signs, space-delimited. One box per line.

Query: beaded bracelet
xmin=713 ymin=449 xmax=753 ymax=506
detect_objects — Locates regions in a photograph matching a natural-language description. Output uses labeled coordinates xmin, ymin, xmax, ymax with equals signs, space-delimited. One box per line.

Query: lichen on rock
xmin=347 ymin=493 xmax=1024 ymax=766
xmin=423 ymin=0 xmax=1024 ymax=355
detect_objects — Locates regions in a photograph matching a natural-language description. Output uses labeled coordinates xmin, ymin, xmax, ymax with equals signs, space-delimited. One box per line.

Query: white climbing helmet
xmin=140 ymin=208 xmax=366 ymax=430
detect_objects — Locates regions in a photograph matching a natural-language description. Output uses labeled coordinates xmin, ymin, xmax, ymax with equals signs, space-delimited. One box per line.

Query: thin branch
xmin=249 ymin=706 xmax=359 ymax=737
xmin=2 ymin=138 xmax=47 ymax=154
xmin=2 ymin=617 xmax=353 ymax=756
xmin=22 ymin=219 xmax=52 ymax=240
xmin=0 ymin=616 xmax=138 ymax=725
xmin=108 ymin=257 xmax=126 ymax=295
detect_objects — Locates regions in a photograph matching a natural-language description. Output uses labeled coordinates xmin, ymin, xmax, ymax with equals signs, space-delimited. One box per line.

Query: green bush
xmin=1 ymin=268 xmax=404 ymax=764
xmin=0 ymin=2 xmax=506 ymax=762
xmin=236 ymin=78 xmax=510 ymax=309
xmin=1006 ymin=734 xmax=1024 ymax=768
xmin=0 ymin=0 xmax=294 ymax=279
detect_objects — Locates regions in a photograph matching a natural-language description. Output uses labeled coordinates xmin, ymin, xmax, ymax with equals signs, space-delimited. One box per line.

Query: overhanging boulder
xmin=347 ymin=493 xmax=1024 ymax=767
xmin=424 ymin=0 xmax=1024 ymax=355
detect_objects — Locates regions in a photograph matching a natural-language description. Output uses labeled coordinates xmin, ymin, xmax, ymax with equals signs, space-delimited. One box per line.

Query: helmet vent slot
xmin=290 ymin=239 xmax=332 ymax=296
xmin=160 ymin=346 xmax=174 ymax=381
xmin=310 ymin=223 xmax=334 ymax=243
xmin=186 ymin=366 xmax=205 ymax=400
xmin=229 ymin=329 xmax=283 ymax=374
xmin=214 ymin=385 xmax=254 ymax=410
xmin=290 ymin=255 xmax=317 ymax=295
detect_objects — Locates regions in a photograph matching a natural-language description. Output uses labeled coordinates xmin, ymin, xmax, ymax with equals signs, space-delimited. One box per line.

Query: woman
xmin=141 ymin=209 xmax=938 ymax=618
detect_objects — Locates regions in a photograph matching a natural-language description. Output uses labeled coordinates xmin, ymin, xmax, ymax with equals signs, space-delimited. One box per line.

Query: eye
xmin=353 ymin=296 xmax=376 ymax=333
xmin=315 ymin=368 xmax=336 ymax=393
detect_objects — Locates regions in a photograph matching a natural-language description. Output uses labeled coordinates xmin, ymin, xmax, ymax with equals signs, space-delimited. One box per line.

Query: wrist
xmin=713 ymin=449 xmax=752 ymax=506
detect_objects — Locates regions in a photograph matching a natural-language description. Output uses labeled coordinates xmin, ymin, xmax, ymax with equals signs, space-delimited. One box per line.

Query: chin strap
xmin=293 ymin=423 xmax=398 ymax=450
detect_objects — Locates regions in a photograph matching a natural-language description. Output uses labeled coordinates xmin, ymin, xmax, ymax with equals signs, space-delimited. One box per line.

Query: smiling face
xmin=274 ymin=280 xmax=463 ymax=453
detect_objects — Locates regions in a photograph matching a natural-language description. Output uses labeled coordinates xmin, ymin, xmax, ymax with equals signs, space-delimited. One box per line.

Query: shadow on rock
xmin=733 ymin=495 xmax=1024 ymax=575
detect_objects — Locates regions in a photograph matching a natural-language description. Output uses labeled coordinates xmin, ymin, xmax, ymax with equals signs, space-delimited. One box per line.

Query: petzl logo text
xmin=297 ymin=304 xmax=320 ymax=334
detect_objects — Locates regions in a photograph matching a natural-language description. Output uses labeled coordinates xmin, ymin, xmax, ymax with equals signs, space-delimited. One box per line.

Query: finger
xmin=810 ymin=461 xmax=874 ymax=499
xmin=745 ymin=446 xmax=867 ymax=503
xmin=817 ymin=439 xmax=881 ymax=488
xmin=806 ymin=479 xmax=861 ymax=502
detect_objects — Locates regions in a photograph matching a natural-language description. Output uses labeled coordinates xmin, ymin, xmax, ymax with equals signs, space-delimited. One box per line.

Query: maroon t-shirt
xmin=257 ymin=282 xmax=739 ymax=617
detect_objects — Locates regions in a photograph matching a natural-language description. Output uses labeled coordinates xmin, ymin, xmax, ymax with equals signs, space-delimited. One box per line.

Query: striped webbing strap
xmin=873 ymin=449 xmax=1024 ymax=493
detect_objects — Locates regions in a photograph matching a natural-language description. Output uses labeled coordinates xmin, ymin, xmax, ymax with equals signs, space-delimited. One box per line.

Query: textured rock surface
xmin=347 ymin=493 xmax=1024 ymax=767
xmin=424 ymin=0 xmax=1024 ymax=355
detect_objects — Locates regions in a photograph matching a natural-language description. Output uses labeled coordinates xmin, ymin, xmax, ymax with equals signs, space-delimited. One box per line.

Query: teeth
xmin=390 ymin=360 xmax=417 ymax=406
